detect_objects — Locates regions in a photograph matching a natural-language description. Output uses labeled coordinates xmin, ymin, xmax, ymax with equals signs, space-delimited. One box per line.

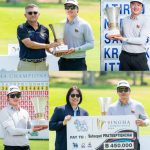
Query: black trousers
xmin=4 ymin=145 xmax=30 ymax=150
xmin=119 ymin=51 xmax=149 ymax=71
xmin=58 ymin=58 xmax=87 ymax=71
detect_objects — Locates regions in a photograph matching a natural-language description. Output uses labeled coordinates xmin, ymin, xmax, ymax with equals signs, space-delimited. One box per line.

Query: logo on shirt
xmin=75 ymin=28 xmax=79 ymax=32
xmin=131 ymin=109 xmax=135 ymax=113
xmin=136 ymin=24 xmax=140 ymax=28
xmin=40 ymin=32 xmax=45 ymax=37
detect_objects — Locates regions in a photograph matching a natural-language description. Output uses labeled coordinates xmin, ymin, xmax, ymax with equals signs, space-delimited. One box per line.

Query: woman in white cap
xmin=108 ymin=0 xmax=150 ymax=71
xmin=0 ymin=85 xmax=45 ymax=150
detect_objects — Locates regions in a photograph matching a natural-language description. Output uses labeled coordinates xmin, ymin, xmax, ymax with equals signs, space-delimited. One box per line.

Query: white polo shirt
xmin=121 ymin=14 xmax=150 ymax=53
xmin=0 ymin=105 xmax=32 ymax=146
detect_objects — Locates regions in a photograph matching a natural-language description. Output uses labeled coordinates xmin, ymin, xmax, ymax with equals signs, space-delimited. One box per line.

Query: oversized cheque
xmin=67 ymin=115 xmax=138 ymax=150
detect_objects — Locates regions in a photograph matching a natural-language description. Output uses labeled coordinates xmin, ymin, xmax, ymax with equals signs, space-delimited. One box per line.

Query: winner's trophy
xmin=105 ymin=7 xmax=120 ymax=36
xmin=49 ymin=23 xmax=68 ymax=54
xmin=30 ymin=97 xmax=48 ymax=128
xmin=98 ymin=97 xmax=112 ymax=115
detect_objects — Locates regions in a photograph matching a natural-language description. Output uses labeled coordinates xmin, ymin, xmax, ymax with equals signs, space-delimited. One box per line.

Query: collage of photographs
xmin=0 ymin=0 xmax=150 ymax=150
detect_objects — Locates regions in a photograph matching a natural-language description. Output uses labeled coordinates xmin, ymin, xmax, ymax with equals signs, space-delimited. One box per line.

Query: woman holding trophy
xmin=49 ymin=86 xmax=88 ymax=150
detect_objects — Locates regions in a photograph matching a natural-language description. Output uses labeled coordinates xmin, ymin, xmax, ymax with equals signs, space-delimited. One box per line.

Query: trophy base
xmin=35 ymin=119 xmax=48 ymax=126
xmin=32 ymin=119 xmax=48 ymax=129
xmin=101 ymin=112 xmax=107 ymax=116
xmin=51 ymin=45 xmax=68 ymax=54
xmin=107 ymin=29 xmax=120 ymax=36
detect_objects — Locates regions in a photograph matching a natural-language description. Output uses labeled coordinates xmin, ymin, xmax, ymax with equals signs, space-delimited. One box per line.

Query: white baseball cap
xmin=117 ymin=80 xmax=130 ymax=88
xmin=130 ymin=0 xmax=143 ymax=5
xmin=7 ymin=85 xmax=21 ymax=95
xmin=64 ymin=0 xmax=78 ymax=6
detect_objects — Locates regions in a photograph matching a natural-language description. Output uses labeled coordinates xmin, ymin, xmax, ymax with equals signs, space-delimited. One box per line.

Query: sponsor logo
xmin=74 ymin=119 xmax=88 ymax=132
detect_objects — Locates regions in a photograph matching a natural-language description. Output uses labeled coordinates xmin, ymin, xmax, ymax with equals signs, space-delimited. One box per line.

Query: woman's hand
xmin=63 ymin=115 xmax=72 ymax=126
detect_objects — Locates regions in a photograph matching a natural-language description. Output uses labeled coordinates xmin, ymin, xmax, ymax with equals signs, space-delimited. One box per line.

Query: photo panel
xmin=49 ymin=71 xmax=150 ymax=150
xmin=0 ymin=71 xmax=49 ymax=150
xmin=101 ymin=0 xmax=150 ymax=71
xmin=0 ymin=0 xmax=100 ymax=71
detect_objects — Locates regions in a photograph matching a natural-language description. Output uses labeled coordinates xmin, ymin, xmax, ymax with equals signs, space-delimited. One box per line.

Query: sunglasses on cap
xmin=9 ymin=93 xmax=21 ymax=98
xmin=64 ymin=5 xmax=77 ymax=10
xmin=117 ymin=87 xmax=130 ymax=93
xmin=70 ymin=93 xmax=80 ymax=98
xmin=27 ymin=11 xmax=38 ymax=15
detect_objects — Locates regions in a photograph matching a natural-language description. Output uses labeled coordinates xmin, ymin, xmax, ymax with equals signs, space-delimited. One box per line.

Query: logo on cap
xmin=10 ymin=87 xmax=18 ymax=91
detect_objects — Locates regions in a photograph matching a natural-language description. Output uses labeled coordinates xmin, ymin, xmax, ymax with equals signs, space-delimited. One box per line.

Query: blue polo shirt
xmin=17 ymin=21 xmax=49 ymax=59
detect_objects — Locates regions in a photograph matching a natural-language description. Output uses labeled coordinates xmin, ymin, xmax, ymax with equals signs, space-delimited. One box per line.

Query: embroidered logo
xmin=40 ymin=32 xmax=45 ymax=37
xmin=136 ymin=24 xmax=140 ymax=28
xmin=131 ymin=109 xmax=135 ymax=113
xmin=75 ymin=28 xmax=79 ymax=32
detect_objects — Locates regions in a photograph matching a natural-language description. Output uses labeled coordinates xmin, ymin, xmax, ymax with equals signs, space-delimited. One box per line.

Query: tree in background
xmin=6 ymin=0 xmax=17 ymax=2
xmin=58 ymin=0 xmax=62 ymax=3
xmin=5 ymin=0 xmax=63 ymax=3
xmin=82 ymin=72 xmax=95 ymax=86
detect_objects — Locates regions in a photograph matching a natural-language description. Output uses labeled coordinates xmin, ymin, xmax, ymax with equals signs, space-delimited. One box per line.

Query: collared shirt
xmin=121 ymin=14 xmax=150 ymax=53
xmin=73 ymin=107 xmax=79 ymax=116
xmin=62 ymin=16 xmax=94 ymax=59
xmin=0 ymin=105 xmax=32 ymax=146
xmin=17 ymin=21 xmax=49 ymax=59
xmin=107 ymin=98 xmax=150 ymax=126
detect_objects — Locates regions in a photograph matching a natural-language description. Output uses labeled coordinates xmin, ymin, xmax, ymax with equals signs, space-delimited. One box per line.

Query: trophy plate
xmin=51 ymin=45 xmax=68 ymax=54
xmin=107 ymin=29 xmax=120 ymax=36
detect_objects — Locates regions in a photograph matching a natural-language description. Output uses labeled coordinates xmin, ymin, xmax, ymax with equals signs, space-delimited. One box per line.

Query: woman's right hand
xmin=63 ymin=115 xmax=72 ymax=126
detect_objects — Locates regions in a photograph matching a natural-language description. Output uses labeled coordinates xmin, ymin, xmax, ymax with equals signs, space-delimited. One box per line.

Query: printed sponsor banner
xmin=101 ymin=0 xmax=150 ymax=71
xmin=0 ymin=44 xmax=59 ymax=71
xmin=67 ymin=115 xmax=137 ymax=150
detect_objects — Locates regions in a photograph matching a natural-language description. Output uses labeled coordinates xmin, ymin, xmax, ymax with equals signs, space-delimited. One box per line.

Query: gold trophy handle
xmin=57 ymin=39 xmax=64 ymax=45
xmin=49 ymin=24 xmax=57 ymax=42
xmin=101 ymin=112 xmax=107 ymax=116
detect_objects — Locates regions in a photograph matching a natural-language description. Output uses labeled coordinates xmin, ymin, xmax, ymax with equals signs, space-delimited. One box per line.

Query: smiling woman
xmin=49 ymin=85 xmax=89 ymax=150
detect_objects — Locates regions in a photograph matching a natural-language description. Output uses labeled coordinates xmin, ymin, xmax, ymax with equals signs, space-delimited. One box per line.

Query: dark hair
xmin=66 ymin=86 xmax=82 ymax=105
xmin=25 ymin=4 xmax=39 ymax=10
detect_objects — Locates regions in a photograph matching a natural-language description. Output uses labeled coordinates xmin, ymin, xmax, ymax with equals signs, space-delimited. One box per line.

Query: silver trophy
xmin=105 ymin=7 xmax=120 ymax=36
xmin=98 ymin=97 xmax=112 ymax=115
xmin=30 ymin=97 xmax=48 ymax=127
xmin=49 ymin=23 xmax=68 ymax=54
